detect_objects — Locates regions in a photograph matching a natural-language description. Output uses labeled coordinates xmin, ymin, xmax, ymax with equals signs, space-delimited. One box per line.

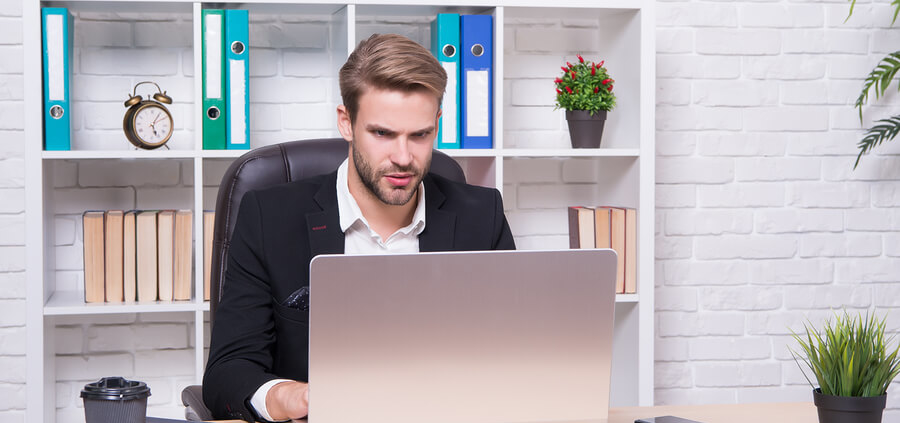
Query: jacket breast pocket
xmin=273 ymin=301 xmax=309 ymax=325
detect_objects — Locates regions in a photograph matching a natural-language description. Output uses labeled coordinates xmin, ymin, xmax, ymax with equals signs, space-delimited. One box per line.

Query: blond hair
xmin=339 ymin=33 xmax=447 ymax=123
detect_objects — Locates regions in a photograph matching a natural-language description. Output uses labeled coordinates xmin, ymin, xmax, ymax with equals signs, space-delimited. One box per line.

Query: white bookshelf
xmin=24 ymin=0 xmax=655 ymax=421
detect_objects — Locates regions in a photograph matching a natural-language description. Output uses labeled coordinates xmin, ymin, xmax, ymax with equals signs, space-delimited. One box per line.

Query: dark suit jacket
xmin=203 ymin=171 xmax=516 ymax=421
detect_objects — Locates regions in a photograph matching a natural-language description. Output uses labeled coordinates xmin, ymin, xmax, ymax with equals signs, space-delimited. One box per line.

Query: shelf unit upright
xmin=24 ymin=1 xmax=655 ymax=421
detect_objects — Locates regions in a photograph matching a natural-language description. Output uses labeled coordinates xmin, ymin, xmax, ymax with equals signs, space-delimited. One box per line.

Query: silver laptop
xmin=308 ymin=249 xmax=618 ymax=423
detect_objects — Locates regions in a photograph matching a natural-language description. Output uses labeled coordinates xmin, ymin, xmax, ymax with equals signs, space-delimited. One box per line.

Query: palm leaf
xmin=854 ymin=115 xmax=900 ymax=169
xmin=855 ymin=52 xmax=900 ymax=122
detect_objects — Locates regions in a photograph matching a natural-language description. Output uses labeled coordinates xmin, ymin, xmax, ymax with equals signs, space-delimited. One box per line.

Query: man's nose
xmin=390 ymin=137 xmax=413 ymax=167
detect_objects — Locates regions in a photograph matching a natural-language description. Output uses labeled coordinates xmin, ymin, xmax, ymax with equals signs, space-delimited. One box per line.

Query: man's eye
xmin=375 ymin=130 xmax=388 ymax=137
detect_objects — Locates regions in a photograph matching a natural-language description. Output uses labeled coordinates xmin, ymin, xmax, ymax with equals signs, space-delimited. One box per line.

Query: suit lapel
xmin=419 ymin=175 xmax=457 ymax=252
xmin=306 ymin=172 xmax=344 ymax=256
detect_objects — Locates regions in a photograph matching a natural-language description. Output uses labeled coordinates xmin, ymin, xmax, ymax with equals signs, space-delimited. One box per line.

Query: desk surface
xmin=611 ymin=402 xmax=816 ymax=423
xmin=213 ymin=401 xmax=817 ymax=423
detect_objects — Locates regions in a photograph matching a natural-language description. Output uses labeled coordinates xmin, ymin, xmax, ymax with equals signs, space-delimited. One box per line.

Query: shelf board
xmin=615 ymin=293 xmax=639 ymax=303
xmin=441 ymin=149 xmax=499 ymax=158
xmin=201 ymin=150 xmax=247 ymax=159
xmin=42 ymin=150 xmax=198 ymax=160
xmin=500 ymin=148 xmax=640 ymax=157
xmin=44 ymin=290 xmax=207 ymax=315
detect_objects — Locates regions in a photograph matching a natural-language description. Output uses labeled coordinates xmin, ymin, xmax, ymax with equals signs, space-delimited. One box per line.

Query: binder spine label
xmin=440 ymin=61 xmax=458 ymax=144
xmin=465 ymin=69 xmax=489 ymax=137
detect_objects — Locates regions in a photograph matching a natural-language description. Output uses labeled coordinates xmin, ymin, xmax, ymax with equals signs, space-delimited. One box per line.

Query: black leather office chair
xmin=181 ymin=138 xmax=466 ymax=420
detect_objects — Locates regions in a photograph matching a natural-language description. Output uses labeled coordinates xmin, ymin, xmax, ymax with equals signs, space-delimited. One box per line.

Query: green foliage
xmin=855 ymin=52 xmax=900 ymax=122
xmin=553 ymin=55 xmax=616 ymax=115
xmin=790 ymin=311 xmax=900 ymax=397
xmin=855 ymin=115 xmax=900 ymax=169
xmin=847 ymin=0 xmax=900 ymax=167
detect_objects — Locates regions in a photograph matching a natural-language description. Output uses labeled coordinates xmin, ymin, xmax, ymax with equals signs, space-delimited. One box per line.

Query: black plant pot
xmin=813 ymin=388 xmax=886 ymax=423
xmin=565 ymin=110 xmax=607 ymax=148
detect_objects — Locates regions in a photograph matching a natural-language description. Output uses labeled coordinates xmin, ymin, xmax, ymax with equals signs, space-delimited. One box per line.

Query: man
xmin=203 ymin=33 xmax=516 ymax=422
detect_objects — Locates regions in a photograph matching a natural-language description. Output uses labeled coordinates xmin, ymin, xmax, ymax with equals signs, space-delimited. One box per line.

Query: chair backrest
xmin=209 ymin=138 xmax=466 ymax=327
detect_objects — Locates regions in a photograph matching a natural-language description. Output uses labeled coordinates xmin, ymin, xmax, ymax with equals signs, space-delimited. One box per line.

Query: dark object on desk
xmin=636 ymin=416 xmax=705 ymax=423
xmin=814 ymin=388 xmax=887 ymax=423
xmin=81 ymin=377 xmax=151 ymax=423
xmin=180 ymin=138 xmax=467 ymax=421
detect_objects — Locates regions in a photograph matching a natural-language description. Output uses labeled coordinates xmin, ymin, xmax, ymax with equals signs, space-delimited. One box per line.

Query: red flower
xmin=599 ymin=60 xmax=605 ymax=67
xmin=577 ymin=54 xmax=584 ymax=63
xmin=602 ymin=78 xmax=611 ymax=85
xmin=565 ymin=86 xmax=573 ymax=94
xmin=594 ymin=86 xmax=599 ymax=93
xmin=561 ymin=66 xmax=569 ymax=73
xmin=591 ymin=67 xmax=596 ymax=76
xmin=567 ymin=61 xmax=573 ymax=69
xmin=571 ymin=71 xmax=576 ymax=80
xmin=556 ymin=88 xmax=562 ymax=94
xmin=554 ymin=78 xmax=563 ymax=84
xmin=607 ymin=85 xmax=613 ymax=92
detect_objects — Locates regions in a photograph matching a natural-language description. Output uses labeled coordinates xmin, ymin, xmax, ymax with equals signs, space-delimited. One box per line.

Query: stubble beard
xmin=351 ymin=141 xmax=428 ymax=206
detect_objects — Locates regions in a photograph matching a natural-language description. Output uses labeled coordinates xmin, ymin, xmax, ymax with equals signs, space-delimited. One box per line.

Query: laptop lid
xmin=308 ymin=249 xmax=617 ymax=423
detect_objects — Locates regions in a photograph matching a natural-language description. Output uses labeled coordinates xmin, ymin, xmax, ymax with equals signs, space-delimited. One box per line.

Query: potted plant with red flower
xmin=554 ymin=54 xmax=616 ymax=148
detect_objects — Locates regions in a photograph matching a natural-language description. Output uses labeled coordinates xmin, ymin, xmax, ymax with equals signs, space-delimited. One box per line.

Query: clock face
xmin=133 ymin=104 xmax=173 ymax=146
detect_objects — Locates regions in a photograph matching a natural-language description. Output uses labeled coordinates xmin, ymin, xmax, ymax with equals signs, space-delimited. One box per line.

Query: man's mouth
xmin=384 ymin=173 xmax=413 ymax=187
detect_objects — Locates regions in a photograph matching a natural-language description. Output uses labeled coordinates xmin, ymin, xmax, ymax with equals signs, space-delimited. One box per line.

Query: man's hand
xmin=266 ymin=380 xmax=310 ymax=422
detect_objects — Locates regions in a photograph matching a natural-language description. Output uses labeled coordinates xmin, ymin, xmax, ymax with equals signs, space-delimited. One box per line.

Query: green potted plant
xmin=553 ymin=54 xmax=616 ymax=148
xmin=790 ymin=311 xmax=900 ymax=423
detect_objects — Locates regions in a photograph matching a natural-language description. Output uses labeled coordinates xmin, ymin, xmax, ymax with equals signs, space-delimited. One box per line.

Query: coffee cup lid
xmin=80 ymin=377 xmax=151 ymax=401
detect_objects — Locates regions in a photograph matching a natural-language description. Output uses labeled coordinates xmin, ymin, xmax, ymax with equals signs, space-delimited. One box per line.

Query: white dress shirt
xmin=250 ymin=159 xmax=426 ymax=421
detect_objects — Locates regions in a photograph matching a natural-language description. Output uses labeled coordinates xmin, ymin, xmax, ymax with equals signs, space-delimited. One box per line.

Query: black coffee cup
xmin=80 ymin=377 xmax=151 ymax=423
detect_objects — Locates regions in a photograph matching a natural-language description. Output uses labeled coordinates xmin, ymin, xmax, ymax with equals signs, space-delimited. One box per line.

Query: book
xmin=430 ymin=13 xmax=461 ymax=149
xmin=104 ymin=210 xmax=124 ymax=302
xmin=594 ymin=207 xmax=612 ymax=249
xmin=173 ymin=210 xmax=192 ymax=301
xmin=567 ymin=206 xmax=595 ymax=249
xmin=225 ymin=9 xmax=250 ymax=150
xmin=123 ymin=210 xmax=137 ymax=302
xmin=157 ymin=210 xmax=175 ymax=302
xmin=136 ymin=211 xmax=159 ymax=301
xmin=41 ymin=7 xmax=71 ymax=151
xmin=460 ymin=14 xmax=493 ymax=149
xmin=82 ymin=211 xmax=105 ymax=303
xmin=600 ymin=207 xmax=627 ymax=294
xmin=202 ymin=9 xmax=227 ymax=150
xmin=203 ymin=211 xmax=214 ymax=301
xmin=624 ymin=208 xmax=637 ymax=294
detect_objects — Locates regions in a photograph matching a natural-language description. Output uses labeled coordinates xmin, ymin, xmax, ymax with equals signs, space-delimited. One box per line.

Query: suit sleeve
xmin=491 ymin=189 xmax=516 ymax=250
xmin=203 ymin=191 xmax=280 ymax=422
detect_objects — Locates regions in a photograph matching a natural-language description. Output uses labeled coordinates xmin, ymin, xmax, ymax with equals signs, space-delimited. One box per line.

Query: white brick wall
xmin=0 ymin=1 xmax=23 ymax=421
xmin=654 ymin=1 xmax=900 ymax=417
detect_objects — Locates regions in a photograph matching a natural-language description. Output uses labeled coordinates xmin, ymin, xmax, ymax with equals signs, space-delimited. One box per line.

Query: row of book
xmin=40 ymin=7 xmax=251 ymax=151
xmin=82 ymin=210 xmax=215 ymax=303
xmin=430 ymin=13 xmax=494 ymax=150
xmin=568 ymin=206 xmax=637 ymax=294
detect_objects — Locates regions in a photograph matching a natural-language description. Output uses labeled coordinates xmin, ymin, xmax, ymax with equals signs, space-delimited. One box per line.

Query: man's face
xmin=339 ymin=87 xmax=440 ymax=206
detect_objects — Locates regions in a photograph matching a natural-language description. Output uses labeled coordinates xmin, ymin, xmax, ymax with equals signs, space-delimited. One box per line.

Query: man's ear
xmin=336 ymin=105 xmax=353 ymax=142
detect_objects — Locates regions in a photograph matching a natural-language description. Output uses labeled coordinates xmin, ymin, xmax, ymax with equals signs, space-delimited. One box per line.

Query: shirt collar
xmin=336 ymin=159 xmax=426 ymax=236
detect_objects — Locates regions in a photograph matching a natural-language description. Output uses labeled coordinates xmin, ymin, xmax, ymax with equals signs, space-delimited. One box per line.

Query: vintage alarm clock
xmin=123 ymin=81 xmax=174 ymax=149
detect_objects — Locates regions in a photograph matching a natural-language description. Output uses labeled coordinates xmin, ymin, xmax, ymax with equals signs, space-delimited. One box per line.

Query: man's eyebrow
xmin=364 ymin=124 xmax=395 ymax=133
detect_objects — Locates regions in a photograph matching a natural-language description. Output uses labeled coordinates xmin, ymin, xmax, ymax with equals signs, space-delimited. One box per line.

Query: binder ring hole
xmin=442 ymin=44 xmax=456 ymax=58
xmin=49 ymin=105 xmax=64 ymax=119
xmin=207 ymin=106 xmax=220 ymax=120
xmin=471 ymin=44 xmax=484 ymax=57
xmin=231 ymin=41 xmax=245 ymax=55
